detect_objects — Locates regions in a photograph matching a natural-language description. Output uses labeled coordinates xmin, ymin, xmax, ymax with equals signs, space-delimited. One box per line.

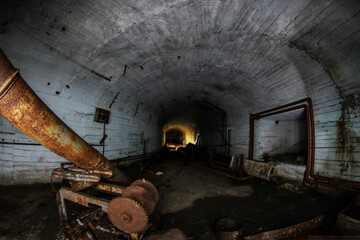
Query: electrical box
xmin=94 ymin=108 xmax=110 ymax=124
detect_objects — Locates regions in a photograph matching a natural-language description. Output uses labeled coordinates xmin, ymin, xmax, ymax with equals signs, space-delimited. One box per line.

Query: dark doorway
xmin=165 ymin=129 xmax=185 ymax=149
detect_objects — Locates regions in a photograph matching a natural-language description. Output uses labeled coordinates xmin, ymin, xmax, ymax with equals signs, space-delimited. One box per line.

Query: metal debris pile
xmin=62 ymin=207 xmax=131 ymax=240
xmin=53 ymin=162 xmax=185 ymax=240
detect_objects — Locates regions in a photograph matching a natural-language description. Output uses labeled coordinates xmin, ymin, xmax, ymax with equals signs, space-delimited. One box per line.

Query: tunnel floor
xmin=0 ymin=161 xmax=355 ymax=240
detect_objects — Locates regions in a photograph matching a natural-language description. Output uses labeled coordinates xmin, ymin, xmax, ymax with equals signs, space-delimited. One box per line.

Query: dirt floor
xmin=0 ymin=161 xmax=356 ymax=240
xmin=0 ymin=183 xmax=61 ymax=240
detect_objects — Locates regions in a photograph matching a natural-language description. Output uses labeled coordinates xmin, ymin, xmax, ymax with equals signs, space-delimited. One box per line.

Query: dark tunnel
xmin=0 ymin=0 xmax=359 ymax=239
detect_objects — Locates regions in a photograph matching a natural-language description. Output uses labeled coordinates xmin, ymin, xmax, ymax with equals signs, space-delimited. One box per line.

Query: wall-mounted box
xmin=94 ymin=108 xmax=110 ymax=124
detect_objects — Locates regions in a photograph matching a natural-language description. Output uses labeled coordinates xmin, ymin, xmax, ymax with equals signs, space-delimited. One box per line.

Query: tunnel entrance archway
xmin=162 ymin=123 xmax=196 ymax=149
xmin=165 ymin=129 xmax=185 ymax=148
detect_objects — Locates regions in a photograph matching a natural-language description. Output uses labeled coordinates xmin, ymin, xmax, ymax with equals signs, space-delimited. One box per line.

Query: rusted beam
xmin=0 ymin=49 xmax=130 ymax=185
xmin=67 ymin=167 xmax=113 ymax=178
xmin=192 ymin=162 xmax=253 ymax=181
xmin=57 ymin=187 xmax=109 ymax=223
xmin=244 ymin=216 xmax=324 ymax=240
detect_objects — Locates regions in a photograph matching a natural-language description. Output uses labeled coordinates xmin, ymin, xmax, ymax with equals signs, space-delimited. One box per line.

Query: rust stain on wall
xmin=336 ymin=94 xmax=360 ymax=175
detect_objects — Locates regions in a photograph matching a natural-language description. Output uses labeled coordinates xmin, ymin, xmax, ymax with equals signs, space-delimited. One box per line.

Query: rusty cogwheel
xmin=131 ymin=179 xmax=159 ymax=204
xmin=122 ymin=185 xmax=155 ymax=215
xmin=108 ymin=197 xmax=148 ymax=234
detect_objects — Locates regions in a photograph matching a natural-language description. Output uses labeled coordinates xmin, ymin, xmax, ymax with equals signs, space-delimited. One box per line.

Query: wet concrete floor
xmin=147 ymin=162 xmax=355 ymax=239
xmin=0 ymin=162 xmax=355 ymax=239
xmin=0 ymin=184 xmax=60 ymax=240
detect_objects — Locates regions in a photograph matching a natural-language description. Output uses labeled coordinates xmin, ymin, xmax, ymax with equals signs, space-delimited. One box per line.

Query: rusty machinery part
xmin=108 ymin=197 xmax=148 ymax=234
xmin=144 ymin=228 xmax=187 ymax=240
xmin=244 ymin=215 xmax=324 ymax=240
xmin=0 ymin=48 xmax=131 ymax=185
xmin=69 ymin=181 xmax=97 ymax=192
xmin=93 ymin=183 xmax=124 ymax=195
xmin=122 ymin=185 xmax=156 ymax=215
xmin=67 ymin=167 xmax=113 ymax=178
xmin=52 ymin=168 xmax=101 ymax=182
xmin=131 ymin=179 xmax=159 ymax=204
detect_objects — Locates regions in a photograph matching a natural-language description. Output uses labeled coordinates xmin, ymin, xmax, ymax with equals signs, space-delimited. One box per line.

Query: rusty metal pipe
xmin=0 ymin=49 xmax=130 ymax=185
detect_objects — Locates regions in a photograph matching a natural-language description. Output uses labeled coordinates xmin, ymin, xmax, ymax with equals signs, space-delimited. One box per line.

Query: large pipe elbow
xmin=0 ymin=48 xmax=131 ymax=185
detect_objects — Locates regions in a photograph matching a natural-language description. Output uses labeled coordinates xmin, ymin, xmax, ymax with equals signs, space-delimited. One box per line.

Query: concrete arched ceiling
xmin=1 ymin=0 xmax=359 ymax=124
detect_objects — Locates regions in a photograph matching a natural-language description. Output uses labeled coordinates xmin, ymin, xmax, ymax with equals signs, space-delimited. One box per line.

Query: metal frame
xmin=56 ymin=184 xmax=141 ymax=240
xmin=244 ymin=215 xmax=324 ymax=240
xmin=249 ymin=98 xmax=360 ymax=191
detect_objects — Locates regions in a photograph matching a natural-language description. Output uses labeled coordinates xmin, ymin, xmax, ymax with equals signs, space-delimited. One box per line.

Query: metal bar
xmin=94 ymin=183 xmax=124 ymax=195
xmin=244 ymin=215 xmax=324 ymax=240
xmin=110 ymin=151 xmax=158 ymax=164
xmin=209 ymin=151 xmax=214 ymax=168
xmin=238 ymin=154 xmax=244 ymax=178
xmin=58 ymin=187 xmax=109 ymax=213
xmin=53 ymin=168 xmax=101 ymax=182
xmin=193 ymin=163 xmax=253 ymax=181
xmin=249 ymin=114 xmax=254 ymax=160
xmin=67 ymin=167 xmax=113 ymax=178
xmin=254 ymin=104 xmax=308 ymax=120
xmin=254 ymin=98 xmax=311 ymax=116
xmin=0 ymin=141 xmax=103 ymax=146
xmin=213 ymin=165 xmax=235 ymax=172
xmin=0 ymin=49 xmax=130 ymax=185
xmin=56 ymin=190 xmax=67 ymax=225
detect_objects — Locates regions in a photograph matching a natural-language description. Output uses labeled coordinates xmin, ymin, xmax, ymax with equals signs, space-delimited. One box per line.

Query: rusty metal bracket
xmin=244 ymin=215 xmax=324 ymax=240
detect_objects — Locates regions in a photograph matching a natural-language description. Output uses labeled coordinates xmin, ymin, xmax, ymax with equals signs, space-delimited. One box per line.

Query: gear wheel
xmin=131 ymin=179 xmax=159 ymax=204
xmin=122 ymin=185 xmax=155 ymax=215
xmin=108 ymin=197 xmax=148 ymax=234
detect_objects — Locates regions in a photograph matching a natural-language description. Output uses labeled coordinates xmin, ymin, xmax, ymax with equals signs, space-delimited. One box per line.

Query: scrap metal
xmin=56 ymin=174 xmax=159 ymax=236
xmin=242 ymin=159 xmax=276 ymax=181
xmin=244 ymin=215 xmax=324 ymax=240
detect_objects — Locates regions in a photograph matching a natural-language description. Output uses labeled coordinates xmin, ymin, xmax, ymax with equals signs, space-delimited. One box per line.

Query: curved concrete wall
xmin=0 ymin=0 xmax=359 ymax=184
